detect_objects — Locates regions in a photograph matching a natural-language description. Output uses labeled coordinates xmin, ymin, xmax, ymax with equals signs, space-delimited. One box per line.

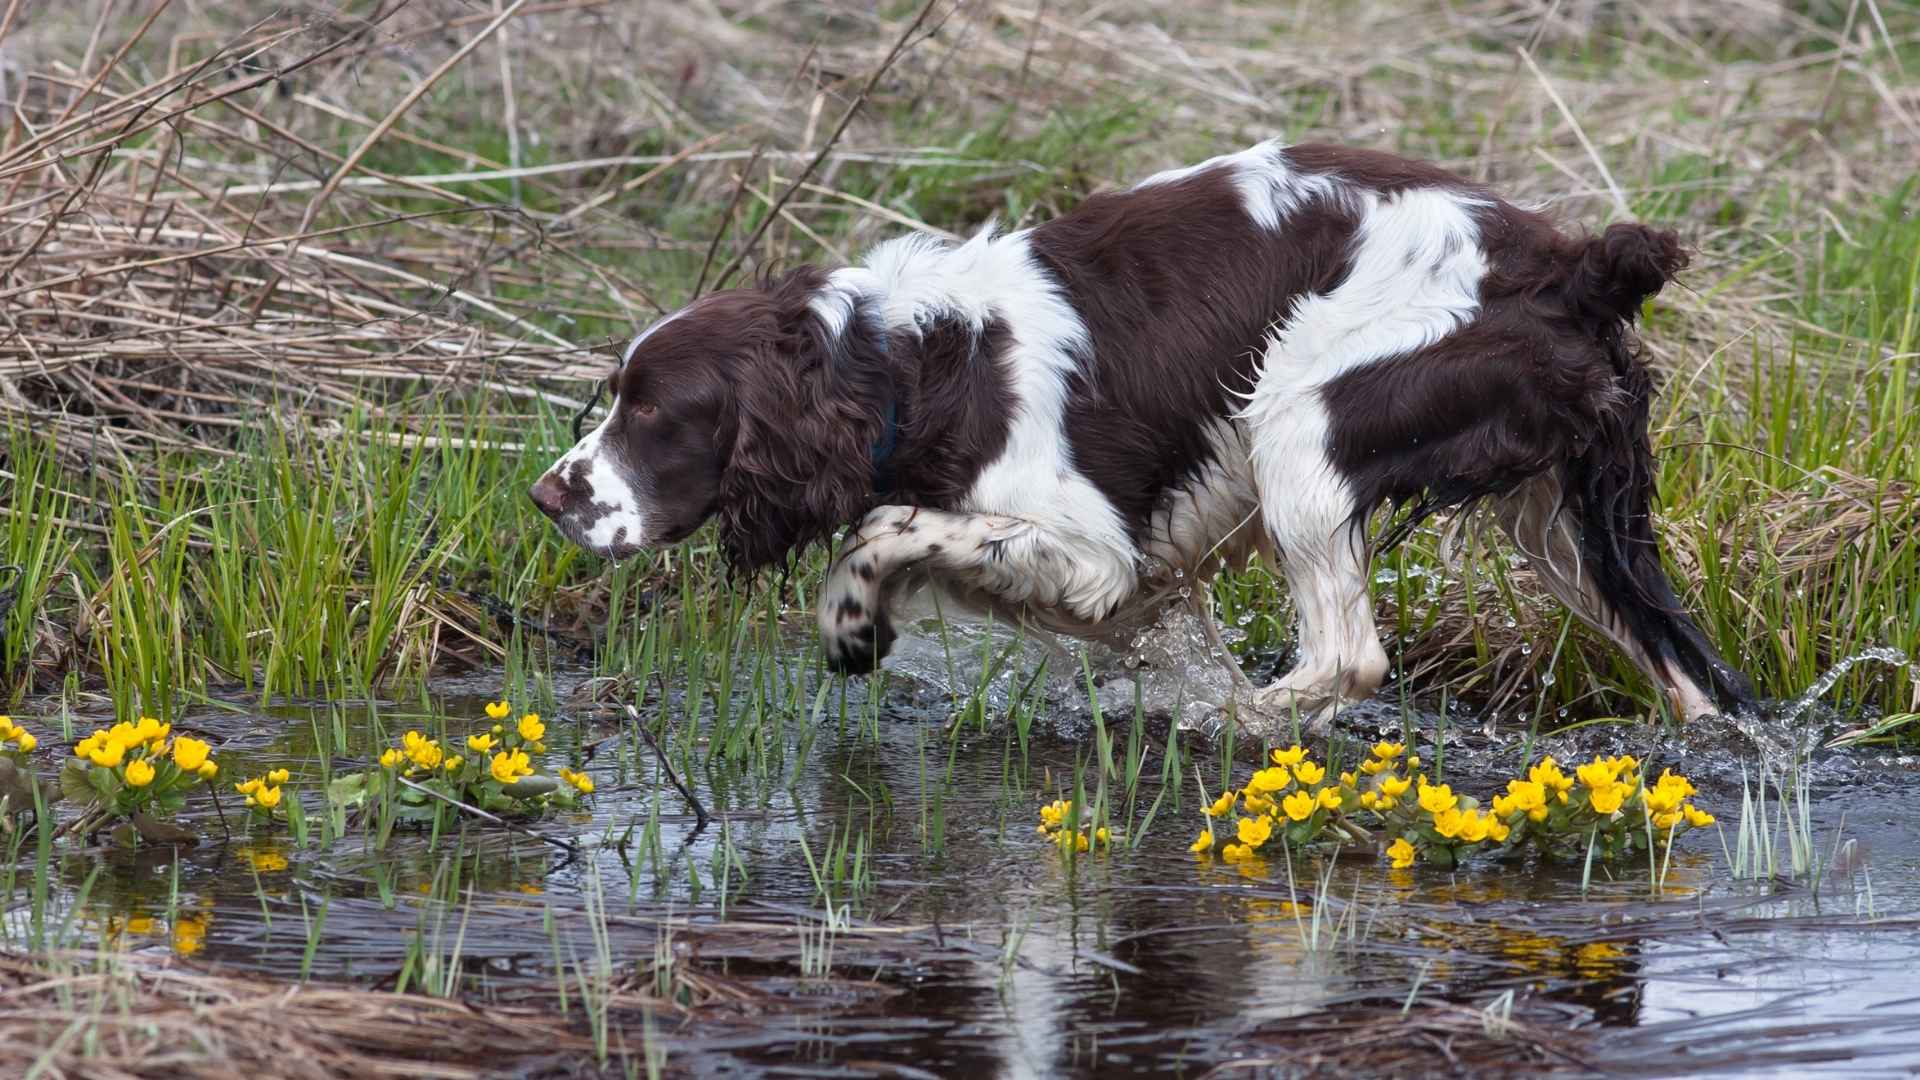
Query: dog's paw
xmin=1233 ymin=682 xmax=1340 ymax=740
xmin=820 ymin=590 xmax=896 ymax=675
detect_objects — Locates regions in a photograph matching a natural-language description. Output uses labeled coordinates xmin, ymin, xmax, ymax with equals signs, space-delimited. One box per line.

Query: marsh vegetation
xmin=2 ymin=1 xmax=1918 ymax=1076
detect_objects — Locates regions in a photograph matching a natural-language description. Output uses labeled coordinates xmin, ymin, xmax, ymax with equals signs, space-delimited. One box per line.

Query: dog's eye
xmin=633 ymin=401 xmax=658 ymax=418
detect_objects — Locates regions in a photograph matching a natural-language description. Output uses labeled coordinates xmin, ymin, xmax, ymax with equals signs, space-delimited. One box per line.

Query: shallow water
xmin=8 ymin=640 xmax=1920 ymax=1078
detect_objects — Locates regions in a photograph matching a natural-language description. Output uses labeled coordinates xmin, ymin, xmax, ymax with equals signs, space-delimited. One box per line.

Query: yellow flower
xmin=1242 ymin=793 xmax=1276 ymax=815
xmin=1380 ymin=775 xmax=1412 ymax=798
xmin=1589 ymin=782 xmax=1628 ymax=815
xmin=1359 ymin=758 xmax=1389 ymax=775
xmin=1270 ymin=745 xmax=1307 ymax=767
xmin=1652 ymin=811 xmax=1682 ymax=830
xmin=1493 ymin=779 xmax=1546 ymax=819
xmin=559 ymin=767 xmax=595 ymax=795
xmin=0 ymin=716 xmax=13 ymax=738
xmin=1433 ymin=808 xmax=1465 ymax=838
xmin=1317 ymin=788 xmax=1343 ymax=811
xmin=518 ymin=714 xmax=546 ymax=742
xmin=1282 ymin=790 xmax=1315 ymax=822
xmin=1576 ymin=760 xmax=1619 ymax=790
xmin=444 ymin=756 xmax=463 ymax=772
xmin=1457 ymin=810 xmax=1491 ymax=843
xmin=1339 ymin=770 xmax=1358 ymax=787
xmin=1654 ymin=768 xmax=1697 ymax=799
xmin=1293 ymin=761 xmax=1325 ymax=786
xmin=235 ymin=778 xmax=262 ymax=795
xmin=406 ymin=736 xmax=443 ymax=770
xmin=380 ymin=748 xmax=403 ymax=769
xmin=255 ymin=785 xmax=283 ymax=809
xmin=1237 ymin=815 xmax=1273 ymax=847
xmin=1682 ymin=803 xmax=1714 ymax=828
xmin=1205 ymin=791 xmax=1236 ymax=818
xmin=490 ymin=749 xmax=532 ymax=784
xmin=1247 ymin=766 xmax=1290 ymax=794
xmin=197 ymin=761 xmax=218 ymax=780
xmin=1406 ymin=755 xmax=1421 ymax=769
xmin=1094 ymin=826 xmax=1110 ymax=845
xmin=1221 ymin=843 xmax=1254 ymax=863
xmin=486 ymin=700 xmax=512 ymax=720
xmin=267 ymin=767 xmax=290 ymax=784
xmin=1189 ymin=829 xmax=1214 ymax=854
xmin=14 ymin=732 xmax=34 ymax=753
xmin=1372 ymin=741 xmax=1406 ymax=760
xmin=171 ymin=737 xmax=211 ymax=772
xmin=467 ymin=733 xmax=496 ymax=753
xmin=1039 ymin=799 xmax=1073 ymax=829
xmin=1359 ymin=790 xmax=1380 ymax=810
xmin=1387 ymin=837 xmax=1416 ymax=869
xmin=1488 ymin=818 xmax=1511 ymax=843
xmin=1417 ymin=780 xmax=1458 ymax=815
xmin=1643 ymin=783 xmax=1684 ymax=815
xmin=88 ymin=739 xmax=126 ymax=769
xmin=124 ymin=759 xmax=156 ymax=787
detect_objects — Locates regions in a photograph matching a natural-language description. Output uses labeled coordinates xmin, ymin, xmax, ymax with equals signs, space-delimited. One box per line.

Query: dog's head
xmin=530 ymin=269 xmax=892 ymax=571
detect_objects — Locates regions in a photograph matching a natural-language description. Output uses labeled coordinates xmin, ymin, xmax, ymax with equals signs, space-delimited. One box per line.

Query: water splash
xmin=877 ymin=594 xmax=1249 ymax=738
xmin=1773 ymin=646 xmax=1911 ymax=728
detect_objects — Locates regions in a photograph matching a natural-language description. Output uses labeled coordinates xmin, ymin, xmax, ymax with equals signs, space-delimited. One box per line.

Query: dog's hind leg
xmin=1241 ymin=394 xmax=1390 ymax=724
xmin=817 ymin=504 xmax=1136 ymax=674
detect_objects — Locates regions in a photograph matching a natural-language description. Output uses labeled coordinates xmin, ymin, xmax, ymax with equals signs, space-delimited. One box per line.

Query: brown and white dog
xmin=531 ymin=140 xmax=1756 ymax=726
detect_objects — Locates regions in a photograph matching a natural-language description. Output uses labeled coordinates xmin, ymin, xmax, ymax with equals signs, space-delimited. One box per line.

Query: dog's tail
xmin=1555 ymin=224 xmax=1758 ymax=718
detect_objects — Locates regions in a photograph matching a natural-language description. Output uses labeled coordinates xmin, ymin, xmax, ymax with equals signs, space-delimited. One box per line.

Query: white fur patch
xmin=848 ymin=227 xmax=1139 ymax=621
xmin=1136 ymin=138 xmax=1343 ymax=230
xmin=541 ymin=397 xmax=648 ymax=555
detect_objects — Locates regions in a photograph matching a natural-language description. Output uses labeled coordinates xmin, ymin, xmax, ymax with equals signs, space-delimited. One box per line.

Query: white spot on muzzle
xmin=541 ymin=401 xmax=648 ymax=557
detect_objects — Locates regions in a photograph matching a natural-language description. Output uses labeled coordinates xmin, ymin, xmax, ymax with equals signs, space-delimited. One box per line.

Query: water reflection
xmin=5 ymin=681 xmax=1919 ymax=1076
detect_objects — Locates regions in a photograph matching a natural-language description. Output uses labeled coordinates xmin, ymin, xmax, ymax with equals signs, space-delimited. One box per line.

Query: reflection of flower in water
xmin=172 ymin=910 xmax=212 ymax=957
xmin=1575 ymin=941 xmax=1628 ymax=977
xmin=237 ymin=845 xmax=289 ymax=872
xmin=1500 ymin=930 xmax=1560 ymax=969
xmin=516 ymin=882 xmax=543 ymax=895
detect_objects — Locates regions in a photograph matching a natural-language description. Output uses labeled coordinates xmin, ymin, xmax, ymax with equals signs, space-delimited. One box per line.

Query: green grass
xmin=2 ymin=3 xmax=1916 ymax=737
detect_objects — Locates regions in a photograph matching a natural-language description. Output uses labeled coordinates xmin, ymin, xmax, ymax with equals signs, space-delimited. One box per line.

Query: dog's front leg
xmin=817 ymin=505 xmax=1132 ymax=674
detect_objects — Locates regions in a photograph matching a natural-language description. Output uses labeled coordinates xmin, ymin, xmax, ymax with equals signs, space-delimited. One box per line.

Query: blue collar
xmin=863 ymin=316 xmax=900 ymax=495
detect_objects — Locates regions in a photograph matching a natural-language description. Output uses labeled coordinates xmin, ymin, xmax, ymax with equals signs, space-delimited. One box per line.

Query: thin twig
xmin=624 ymin=704 xmax=709 ymax=832
xmin=394 ymin=774 xmax=579 ymax=854
xmin=709 ymin=0 xmax=943 ymax=291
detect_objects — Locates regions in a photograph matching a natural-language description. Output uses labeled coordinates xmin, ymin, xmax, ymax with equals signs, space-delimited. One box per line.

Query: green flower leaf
xmin=500 ymin=774 xmax=558 ymax=799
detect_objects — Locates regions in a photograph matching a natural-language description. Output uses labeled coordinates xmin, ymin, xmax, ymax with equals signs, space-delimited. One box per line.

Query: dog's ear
xmin=716 ymin=272 xmax=887 ymax=573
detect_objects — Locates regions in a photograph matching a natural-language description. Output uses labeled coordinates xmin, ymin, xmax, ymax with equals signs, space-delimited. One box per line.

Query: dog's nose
xmin=529 ymin=473 xmax=569 ymax=518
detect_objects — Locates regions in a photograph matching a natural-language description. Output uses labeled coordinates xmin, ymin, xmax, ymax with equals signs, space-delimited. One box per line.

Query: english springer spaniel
xmin=531 ymin=140 xmax=1756 ymax=730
